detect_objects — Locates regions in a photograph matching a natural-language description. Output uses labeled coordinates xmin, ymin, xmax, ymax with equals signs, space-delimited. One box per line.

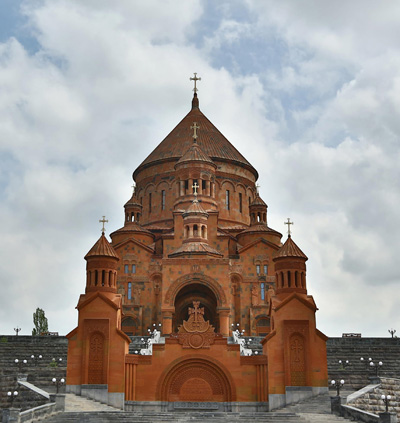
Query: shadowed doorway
xmin=173 ymin=283 xmax=218 ymax=332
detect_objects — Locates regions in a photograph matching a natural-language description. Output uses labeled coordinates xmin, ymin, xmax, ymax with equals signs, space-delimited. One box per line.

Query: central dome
xmin=133 ymin=94 xmax=258 ymax=180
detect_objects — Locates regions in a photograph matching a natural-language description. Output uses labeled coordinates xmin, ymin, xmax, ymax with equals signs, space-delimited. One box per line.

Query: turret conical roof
xmin=275 ymin=235 xmax=308 ymax=260
xmin=85 ymin=233 xmax=119 ymax=260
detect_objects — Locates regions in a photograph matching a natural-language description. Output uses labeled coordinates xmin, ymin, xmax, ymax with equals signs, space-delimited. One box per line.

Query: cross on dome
xmin=284 ymin=218 xmax=294 ymax=236
xmin=191 ymin=122 xmax=200 ymax=141
xmin=190 ymin=72 xmax=201 ymax=93
xmin=99 ymin=216 xmax=108 ymax=234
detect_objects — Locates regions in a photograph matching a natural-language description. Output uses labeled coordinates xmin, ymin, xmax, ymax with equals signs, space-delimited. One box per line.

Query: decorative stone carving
xmin=176 ymin=300 xmax=215 ymax=349
xmin=251 ymin=285 xmax=259 ymax=306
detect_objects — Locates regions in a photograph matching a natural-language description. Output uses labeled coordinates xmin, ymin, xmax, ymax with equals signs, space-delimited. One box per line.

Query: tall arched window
xmin=128 ymin=282 xmax=132 ymax=300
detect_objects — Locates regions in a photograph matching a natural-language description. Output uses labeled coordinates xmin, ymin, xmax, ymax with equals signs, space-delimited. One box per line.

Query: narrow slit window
xmin=263 ymin=265 xmax=268 ymax=275
xmin=261 ymin=283 xmax=265 ymax=301
xmin=226 ymin=190 xmax=230 ymax=210
xmin=124 ymin=264 xmax=129 ymax=274
xmin=128 ymin=282 xmax=132 ymax=300
xmin=149 ymin=193 xmax=152 ymax=213
xmin=256 ymin=264 xmax=260 ymax=275
xmin=239 ymin=193 xmax=242 ymax=213
xmin=132 ymin=264 xmax=136 ymax=274
xmin=161 ymin=190 xmax=166 ymax=211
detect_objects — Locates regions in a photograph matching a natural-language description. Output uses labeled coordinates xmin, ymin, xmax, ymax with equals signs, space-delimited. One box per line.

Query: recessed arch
xmin=157 ymin=355 xmax=236 ymax=402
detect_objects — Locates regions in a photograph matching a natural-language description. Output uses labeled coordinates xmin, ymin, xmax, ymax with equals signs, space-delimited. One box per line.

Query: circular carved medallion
xmin=189 ymin=333 xmax=204 ymax=349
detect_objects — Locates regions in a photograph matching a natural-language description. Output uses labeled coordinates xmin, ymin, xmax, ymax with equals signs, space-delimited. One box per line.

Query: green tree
xmin=32 ymin=308 xmax=48 ymax=336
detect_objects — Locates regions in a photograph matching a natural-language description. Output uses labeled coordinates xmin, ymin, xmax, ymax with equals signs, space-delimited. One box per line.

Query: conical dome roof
xmin=250 ymin=194 xmax=267 ymax=207
xmin=275 ymin=235 xmax=308 ymax=260
xmin=176 ymin=141 xmax=215 ymax=167
xmin=183 ymin=198 xmax=209 ymax=217
xmin=133 ymin=94 xmax=257 ymax=179
xmin=124 ymin=192 xmax=142 ymax=208
xmin=85 ymin=233 xmax=119 ymax=260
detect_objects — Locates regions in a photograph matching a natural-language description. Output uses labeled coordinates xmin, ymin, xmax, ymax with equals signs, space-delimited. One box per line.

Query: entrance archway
xmin=173 ymin=283 xmax=218 ymax=332
xmin=158 ymin=356 xmax=235 ymax=403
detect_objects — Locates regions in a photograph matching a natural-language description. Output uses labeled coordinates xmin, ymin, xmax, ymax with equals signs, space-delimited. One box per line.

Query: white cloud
xmin=0 ymin=0 xmax=400 ymax=338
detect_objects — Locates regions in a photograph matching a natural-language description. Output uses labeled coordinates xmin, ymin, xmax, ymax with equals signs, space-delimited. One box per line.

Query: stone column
xmin=49 ymin=394 xmax=66 ymax=412
xmin=330 ymin=396 xmax=342 ymax=416
xmin=206 ymin=180 xmax=211 ymax=196
xmin=180 ymin=180 xmax=185 ymax=196
xmin=162 ymin=309 xmax=174 ymax=335
xmin=379 ymin=412 xmax=397 ymax=423
xmin=217 ymin=308 xmax=230 ymax=337
xmin=2 ymin=408 xmax=21 ymax=423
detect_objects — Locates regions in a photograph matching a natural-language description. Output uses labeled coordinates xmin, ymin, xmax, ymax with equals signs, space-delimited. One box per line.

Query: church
xmin=65 ymin=75 xmax=328 ymax=412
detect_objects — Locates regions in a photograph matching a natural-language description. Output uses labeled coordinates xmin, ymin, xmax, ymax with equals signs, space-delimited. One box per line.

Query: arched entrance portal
xmin=158 ymin=357 xmax=235 ymax=403
xmin=173 ymin=283 xmax=218 ymax=332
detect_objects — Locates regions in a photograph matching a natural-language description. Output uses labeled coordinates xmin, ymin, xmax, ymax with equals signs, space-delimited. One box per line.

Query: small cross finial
xmin=256 ymin=183 xmax=260 ymax=194
xmin=191 ymin=122 xmax=200 ymax=141
xmin=190 ymin=72 xmax=201 ymax=93
xmin=284 ymin=218 xmax=294 ymax=236
xmin=131 ymin=183 xmax=136 ymax=194
xmin=192 ymin=181 xmax=199 ymax=197
xmin=99 ymin=216 xmax=108 ymax=234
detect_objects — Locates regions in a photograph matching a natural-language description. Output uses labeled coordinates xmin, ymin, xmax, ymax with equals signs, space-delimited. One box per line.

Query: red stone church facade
xmin=66 ymin=85 xmax=328 ymax=411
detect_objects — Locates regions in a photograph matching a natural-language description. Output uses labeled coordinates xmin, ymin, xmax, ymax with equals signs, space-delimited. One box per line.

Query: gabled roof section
xmin=85 ymin=233 xmax=119 ymax=260
xmin=275 ymin=235 xmax=308 ymax=260
xmin=238 ymin=237 xmax=281 ymax=254
xmin=112 ymin=237 xmax=155 ymax=254
xmin=133 ymin=94 xmax=258 ymax=179
xmin=76 ymin=291 xmax=120 ymax=311
xmin=272 ymin=292 xmax=317 ymax=313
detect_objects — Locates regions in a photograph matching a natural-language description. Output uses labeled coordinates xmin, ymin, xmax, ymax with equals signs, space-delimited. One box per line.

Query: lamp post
xmin=331 ymin=379 xmax=345 ymax=396
xmin=338 ymin=360 xmax=350 ymax=370
xmin=360 ymin=357 xmax=372 ymax=370
xmin=52 ymin=377 xmax=65 ymax=393
xmin=381 ymin=394 xmax=392 ymax=413
xmin=7 ymin=390 xmax=18 ymax=406
xmin=14 ymin=358 xmax=27 ymax=372
xmin=370 ymin=361 xmax=383 ymax=377
xmin=52 ymin=357 xmax=63 ymax=367
xmin=388 ymin=328 xmax=396 ymax=338
xmin=30 ymin=354 xmax=43 ymax=366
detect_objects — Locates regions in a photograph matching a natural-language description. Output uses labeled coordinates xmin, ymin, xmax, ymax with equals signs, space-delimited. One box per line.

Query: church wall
xmin=264 ymin=296 xmax=328 ymax=398
xmin=129 ymin=341 xmax=262 ymax=404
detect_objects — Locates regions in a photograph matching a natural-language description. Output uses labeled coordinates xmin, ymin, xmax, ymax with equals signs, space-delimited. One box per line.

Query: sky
xmin=0 ymin=0 xmax=399 ymax=338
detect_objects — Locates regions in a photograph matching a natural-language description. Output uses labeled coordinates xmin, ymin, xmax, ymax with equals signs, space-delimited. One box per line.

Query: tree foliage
xmin=32 ymin=307 xmax=48 ymax=336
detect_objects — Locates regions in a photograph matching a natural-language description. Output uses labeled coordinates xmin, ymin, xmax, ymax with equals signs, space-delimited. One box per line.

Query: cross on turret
xmin=284 ymin=218 xmax=294 ymax=236
xmin=99 ymin=216 xmax=108 ymax=233
xmin=192 ymin=182 xmax=199 ymax=196
xmin=190 ymin=72 xmax=201 ymax=92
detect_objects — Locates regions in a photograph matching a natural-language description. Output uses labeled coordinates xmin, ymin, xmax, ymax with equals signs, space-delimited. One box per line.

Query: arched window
xmin=128 ymin=282 xmax=132 ymax=300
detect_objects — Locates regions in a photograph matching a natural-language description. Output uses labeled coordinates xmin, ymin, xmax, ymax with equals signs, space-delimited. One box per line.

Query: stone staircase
xmin=0 ymin=335 xmax=67 ymax=411
xmin=327 ymin=337 xmax=400 ymax=390
xmin=348 ymin=377 xmax=400 ymax=418
xmin=276 ymin=391 xmax=352 ymax=422
xmin=42 ymin=410 xmax=308 ymax=422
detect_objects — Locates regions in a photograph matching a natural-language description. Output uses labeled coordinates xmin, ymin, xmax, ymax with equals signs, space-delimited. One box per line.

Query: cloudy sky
xmin=1 ymin=0 xmax=399 ymax=338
